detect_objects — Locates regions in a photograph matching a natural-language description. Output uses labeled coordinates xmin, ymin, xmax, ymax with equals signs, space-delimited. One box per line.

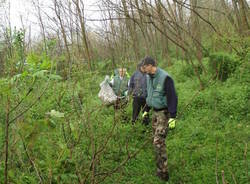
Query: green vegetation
xmin=0 ymin=50 xmax=249 ymax=183
xmin=0 ymin=0 xmax=249 ymax=183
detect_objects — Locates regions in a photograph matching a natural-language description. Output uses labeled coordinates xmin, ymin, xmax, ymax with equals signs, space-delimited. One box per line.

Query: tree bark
xmin=32 ymin=0 xmax=48 ymax=55
xmin=238 ymin=0 xmax=250 ymax=36
xmin=74 ymin=0 xmax=92 ymax=70
xmin=121 ymin=0 xmax=140 ymax=60
xmin=190 ymin=0 xmax=206 ymax=73
xmin=232 ymin=0 xmax=243 ymax=35
xmin=54 ymin=0 xmax=72 ymax=79
xmin=220 ymin=0 xmax=238 ymax=32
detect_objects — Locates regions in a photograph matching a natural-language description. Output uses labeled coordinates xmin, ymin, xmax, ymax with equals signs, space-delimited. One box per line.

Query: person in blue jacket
xmin=129 ymin=62 xmax=150 ymax=125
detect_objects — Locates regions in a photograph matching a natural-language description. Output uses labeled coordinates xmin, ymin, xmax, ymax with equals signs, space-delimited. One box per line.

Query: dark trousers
xmin=114 ymin=98 xmax=128 ymax=110
xmin=132 ymin=97 xmax=150 ymax=125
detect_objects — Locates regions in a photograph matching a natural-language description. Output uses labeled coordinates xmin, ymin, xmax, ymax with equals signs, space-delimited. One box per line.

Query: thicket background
xmin=0 ymin=0 xmax=249 ymax=183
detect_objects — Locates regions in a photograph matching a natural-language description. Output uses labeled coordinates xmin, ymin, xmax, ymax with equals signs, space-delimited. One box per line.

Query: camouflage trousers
xmin=152 ymin=110 xmax=169 ymax=178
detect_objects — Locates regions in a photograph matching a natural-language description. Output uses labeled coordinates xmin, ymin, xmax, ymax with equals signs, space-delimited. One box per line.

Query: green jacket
xmin=146 ymin=67 xmax=168 ymax=109
xmin=113 ymin=75 xmax=129 ymax=96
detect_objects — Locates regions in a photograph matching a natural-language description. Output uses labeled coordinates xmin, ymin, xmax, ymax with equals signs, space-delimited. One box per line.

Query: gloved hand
xmin=142 ymin=111 xmax=148 ymax=118
xmin=168 ymin=118 xmax=176 ymax=129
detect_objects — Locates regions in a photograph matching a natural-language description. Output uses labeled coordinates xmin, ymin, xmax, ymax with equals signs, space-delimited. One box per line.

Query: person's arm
xmin=164 ymin=76 xmax=178 ymax=118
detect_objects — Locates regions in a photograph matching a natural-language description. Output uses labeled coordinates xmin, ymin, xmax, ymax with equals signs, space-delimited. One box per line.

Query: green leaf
xmin=47 ymin=109 xmax=64 ymax=118
xmin=33 ymin=70 xmax=48 ymax=78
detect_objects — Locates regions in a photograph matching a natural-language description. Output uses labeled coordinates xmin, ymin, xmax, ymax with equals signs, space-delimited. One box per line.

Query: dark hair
xmin=142 ymin=56 xmax=156 ymax=66
xmin=137 ymin=62 xmax=143 ymax=69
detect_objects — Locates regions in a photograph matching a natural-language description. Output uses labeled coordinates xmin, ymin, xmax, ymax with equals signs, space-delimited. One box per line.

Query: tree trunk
xmin=238 ymin=0 xmax=250 ymax=36
xmin=155 ymin=0 xmax=171 ymax=65
xmin=54 ymin=0 xmax=72 ymax=79
xmin=134 ymin=0 xmax=150 ymax=55
xmin=232 ymin=0 xmax=243 ymax=35
xmin=190 ymin=0 xmax=206 ymax=73
xmin=220 ymin=0 xmax=238 ymax=33
xmin=141 ymin=0 xmax=156 ymax=56
xmin=121 ymin=0 xmax=140 ymax=60
xmin=74 ymin=0 xmax=92 ymax=70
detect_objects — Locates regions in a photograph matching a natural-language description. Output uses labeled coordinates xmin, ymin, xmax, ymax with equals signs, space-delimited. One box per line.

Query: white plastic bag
xmin=98 ymin=75 xmax=117 ymax=105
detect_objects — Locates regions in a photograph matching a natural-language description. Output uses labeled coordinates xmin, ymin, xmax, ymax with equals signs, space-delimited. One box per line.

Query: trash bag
xmin=98 ymin=75 xmax=117 ymax=105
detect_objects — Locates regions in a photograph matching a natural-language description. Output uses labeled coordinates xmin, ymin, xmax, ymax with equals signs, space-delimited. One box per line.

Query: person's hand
xmin=142 ymin=111 xmax=148 ymax=118
xmin=168 ymin=118 xmax=176 ymax=129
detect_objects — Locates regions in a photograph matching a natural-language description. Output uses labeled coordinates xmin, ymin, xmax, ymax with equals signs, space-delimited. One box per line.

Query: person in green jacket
xmin=109 ymin=68 xmax=130 ymax=109
xmin=141 ymin=56 xmax=178 ymax=182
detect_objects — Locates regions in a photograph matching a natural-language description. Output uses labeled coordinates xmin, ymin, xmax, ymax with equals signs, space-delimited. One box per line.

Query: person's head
xmin=119 ymin=68 xmax=127 ymax=77
xmin=137 ymin=62 xmax=145 ymax=73
xmin=141 ymin=56 xmax=157 ymax=74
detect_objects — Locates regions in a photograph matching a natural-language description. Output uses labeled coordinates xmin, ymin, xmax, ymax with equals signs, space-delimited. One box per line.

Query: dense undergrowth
xmin=0 ymin=52 xmax=249 ymax=184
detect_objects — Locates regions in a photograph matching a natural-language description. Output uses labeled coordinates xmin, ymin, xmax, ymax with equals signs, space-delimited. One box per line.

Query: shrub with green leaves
xmin=209 ymin=52 xmax=239 ymax=81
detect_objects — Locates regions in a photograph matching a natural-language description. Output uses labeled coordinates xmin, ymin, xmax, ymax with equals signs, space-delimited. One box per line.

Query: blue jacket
xmin=129 ymin=70 xmax=147 ymax=98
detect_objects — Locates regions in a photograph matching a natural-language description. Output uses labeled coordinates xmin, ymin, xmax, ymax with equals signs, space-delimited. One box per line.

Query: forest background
xmin=0 ymin=0 xmax=249 ymax=183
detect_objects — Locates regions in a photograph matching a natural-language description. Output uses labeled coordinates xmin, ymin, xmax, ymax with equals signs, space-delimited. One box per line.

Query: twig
xmin=18 ymin=130 xmax=44 ymax=183
xmin=9 ymin=83 xmax=35 ymax=114
xmin=9 ymin=71 xmax=53 ymax=125
xmin=95 ymin=137 xmax=151 ymax=183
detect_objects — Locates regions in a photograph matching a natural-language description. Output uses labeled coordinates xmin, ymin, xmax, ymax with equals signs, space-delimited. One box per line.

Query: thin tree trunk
xmin=220 ymin=0 xmax=238 ymax=32
xmin=177 ymin=0 xmax=186 ymax=60
xmin=155 ymin=0 xmax=171 ymax=65
xmin=121 ymin=0 xmax=140 ymax=60
xmin=107 ymin=6 xmax=117 ymax=66
xmin=238 ymin=0 xmax=250 ymax=36
xmin=141 ymin=0 xmax=156 ymax=56
xmin=130 ymin=0 xmax=140 ymax=59
xmin=75 ymin=6 xmax=81 ymax=56
xmin=134 ymin=0 xmax=150 ymax=55
xmin=74 ymin=0 xmax=92 ymax=70
xmin=190 ymin=0 xmax=206 ymax=74
xmin=54 ymin=0 xmax=72 ymax=79
xmin=32 ymin=0 xmax=48 ymax=55
xmin=232 ymin=0 xmax=243 ymax=35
